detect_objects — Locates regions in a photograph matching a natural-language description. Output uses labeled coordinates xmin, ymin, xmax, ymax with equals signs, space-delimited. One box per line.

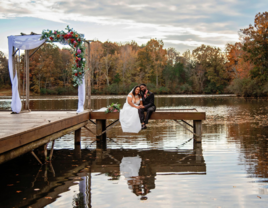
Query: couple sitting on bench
xmin=120 ymin=83 xmax=156 ymax=133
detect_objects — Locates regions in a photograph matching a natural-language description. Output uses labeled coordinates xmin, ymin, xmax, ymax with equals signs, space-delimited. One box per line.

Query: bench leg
xmin=193 ymin=120 xmax=202 ymax=142
xmin=96 ymin=119 xmax=107 ymax=150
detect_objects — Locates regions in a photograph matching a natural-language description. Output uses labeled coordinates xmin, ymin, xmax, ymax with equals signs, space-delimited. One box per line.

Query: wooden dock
xmin=0 ymin=109 xmax=206 ymax=164
xmin=0 ymin=111 xmax=89 ymax=164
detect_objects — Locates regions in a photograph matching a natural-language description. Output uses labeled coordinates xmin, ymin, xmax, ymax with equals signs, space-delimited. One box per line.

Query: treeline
xmin=0 ymin=11 xmax=267 ymax=97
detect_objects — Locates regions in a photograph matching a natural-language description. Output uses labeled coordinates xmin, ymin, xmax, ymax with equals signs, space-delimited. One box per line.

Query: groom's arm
xmin=144 ymin=93 xmax=154 ymax=109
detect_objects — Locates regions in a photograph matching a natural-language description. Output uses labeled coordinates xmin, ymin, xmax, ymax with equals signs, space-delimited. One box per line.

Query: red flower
xmin=78 ymin=38 xmax=81 ymax=42
xmin=49 ymin=37 xmax=54 ymax=41
xmin=71 ymin=32 xmax=73 ymax=35
xmin=75 ymin=73 xmax=78 ymax=76
xmin=76 ymin=53 xmax=78 ymax=56
xmin=77 ymin=64 xmax=79 ymax=67
xmin=70 ymin=38 xmax=75 ymax=43
xmin=75 ymin=59 xmax=78 ymax=63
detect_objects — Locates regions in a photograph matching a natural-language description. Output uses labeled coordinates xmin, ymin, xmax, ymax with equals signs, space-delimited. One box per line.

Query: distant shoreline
xmin=0 ymin=94 xmax=238 ymax=100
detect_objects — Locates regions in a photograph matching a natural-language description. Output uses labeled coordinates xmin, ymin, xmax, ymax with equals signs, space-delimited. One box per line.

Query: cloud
xmin=0 ymin=0 xmax=265 ymax=53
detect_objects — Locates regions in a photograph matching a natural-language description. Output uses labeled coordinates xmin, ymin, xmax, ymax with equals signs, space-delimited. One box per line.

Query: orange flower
xmin=75 ymin=34 xmax=78 ymax=38
xmin=57 ymin=34 xmax=60 ymax=38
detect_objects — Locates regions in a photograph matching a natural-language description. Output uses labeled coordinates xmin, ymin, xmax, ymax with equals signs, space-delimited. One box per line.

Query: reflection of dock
xmin=0 ymin=144 xmax=206 ymax=208
xmin=92 ymin=147 xmax=206 ymax=174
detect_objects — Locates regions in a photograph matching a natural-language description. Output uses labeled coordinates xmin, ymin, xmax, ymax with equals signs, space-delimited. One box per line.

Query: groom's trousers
xmin=138 ymin=106 xmax=156 ymax=124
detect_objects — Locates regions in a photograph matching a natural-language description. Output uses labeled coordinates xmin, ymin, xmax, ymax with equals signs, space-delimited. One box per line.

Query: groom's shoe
xmin=142 ymin=124 xmax=147 ymax=130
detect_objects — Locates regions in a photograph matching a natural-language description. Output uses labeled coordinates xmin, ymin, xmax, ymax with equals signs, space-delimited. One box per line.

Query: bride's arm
xmin=127 ymin=94 xmax=140 ymax=109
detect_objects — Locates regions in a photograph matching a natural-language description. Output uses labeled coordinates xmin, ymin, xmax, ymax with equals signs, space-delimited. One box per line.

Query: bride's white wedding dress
xmin=119 ymin=94 xmax=142 ymax=133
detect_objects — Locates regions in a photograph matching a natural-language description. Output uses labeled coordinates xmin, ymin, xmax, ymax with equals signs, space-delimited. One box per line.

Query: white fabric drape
xmin=8 ymin=35 xmax=46 ymax=113
xmin=77 ymin=78 xmax=85 ymax=113
xmin=8 ymin=35 xmax=85 ymax=113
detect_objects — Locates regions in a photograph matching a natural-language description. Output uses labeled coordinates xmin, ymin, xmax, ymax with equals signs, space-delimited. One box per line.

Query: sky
xmin=0 ymin=0 xmax=266 ymax=55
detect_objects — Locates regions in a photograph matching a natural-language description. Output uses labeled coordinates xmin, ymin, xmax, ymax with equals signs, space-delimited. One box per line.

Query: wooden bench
xmin=89 ymin=109 xmax=206 ymax=149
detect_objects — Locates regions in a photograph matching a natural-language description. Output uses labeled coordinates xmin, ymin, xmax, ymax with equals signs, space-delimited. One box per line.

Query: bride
xmin=119 ymin=86 xmax=143 ymax=133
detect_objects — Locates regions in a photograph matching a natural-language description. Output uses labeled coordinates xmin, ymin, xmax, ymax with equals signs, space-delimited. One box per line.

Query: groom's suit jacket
xmin=141 ymin=91 xmax=156 ymax=109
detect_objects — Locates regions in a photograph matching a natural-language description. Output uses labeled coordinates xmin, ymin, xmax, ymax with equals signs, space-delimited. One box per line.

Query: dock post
xmin=96 ymin=119 xmax=107 ymax=150
xmin=193 ymin=120 xmax=202 ymax=142
xmin=44 ymin=143 xmax=48 ymax=163
xmin=74 ymin=128 xmax=82 ymax=159
xmin=193 ymin=141 xmax=202 ymax=163
xmin=75 ymin=128 xmax=81 ymax=145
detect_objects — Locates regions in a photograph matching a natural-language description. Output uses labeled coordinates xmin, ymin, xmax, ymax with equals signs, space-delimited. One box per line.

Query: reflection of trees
xmin=228 ymin=123 xmax=268 ymax=178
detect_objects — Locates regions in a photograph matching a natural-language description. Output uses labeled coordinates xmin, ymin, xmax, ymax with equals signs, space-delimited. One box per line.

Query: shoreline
xmin=0 ymin=94 xmax=237 ymax=100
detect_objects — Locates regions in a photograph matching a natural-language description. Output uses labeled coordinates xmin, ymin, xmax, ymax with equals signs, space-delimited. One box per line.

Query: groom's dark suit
xmin=138 ymin=90 xmax=156 ymax=124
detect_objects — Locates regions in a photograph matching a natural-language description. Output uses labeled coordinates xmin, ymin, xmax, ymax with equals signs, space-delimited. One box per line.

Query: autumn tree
xmin=90 ymin=41 xmax=104 ymax=90
xmin=60 ymin=48 xmax=73 ymax=87
xmin=226 ymin=42 xmax=254 ymax=79
xmin=240 ymin=11 xmax=268 ymax=83
xmin=118 ymin=45 xmax=137 ymax=84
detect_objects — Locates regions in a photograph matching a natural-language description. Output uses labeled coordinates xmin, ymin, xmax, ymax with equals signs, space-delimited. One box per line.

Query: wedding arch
xmin=7 ymin=26 xmax=92 ymax=113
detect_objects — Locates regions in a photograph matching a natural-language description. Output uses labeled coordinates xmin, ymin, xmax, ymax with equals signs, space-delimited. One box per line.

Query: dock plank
xmin=0 ymin=111 xmax=90 ymax=154
xmin=90 ymin=110 xmax=206 ymax=120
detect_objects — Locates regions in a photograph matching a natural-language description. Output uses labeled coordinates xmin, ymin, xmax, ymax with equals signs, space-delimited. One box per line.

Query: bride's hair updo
xmin=132 ymin=86 xmax=141 ymax=96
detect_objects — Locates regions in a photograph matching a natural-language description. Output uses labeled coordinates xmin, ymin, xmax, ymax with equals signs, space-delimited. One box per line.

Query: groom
xmin=139 ymin=84 xmax=156 ymax=129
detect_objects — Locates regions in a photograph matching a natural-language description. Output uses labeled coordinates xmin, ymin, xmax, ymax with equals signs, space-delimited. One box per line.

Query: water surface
xmin=0 ymin=95 xmax=268 ymax=208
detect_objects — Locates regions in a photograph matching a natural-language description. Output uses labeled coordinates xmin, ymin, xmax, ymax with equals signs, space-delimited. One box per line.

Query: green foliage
xmin=0 ymin=51 xmax=10 ymax=88
xmin=105 ymin=103 xmax=121 ymax=113
xmin=179 ymin=84 xmax=193 ymax=94
xmin=227 ymin=78 xmax=262 ymax=97
xmin=114 ymin=73 xmax=121 ymax=84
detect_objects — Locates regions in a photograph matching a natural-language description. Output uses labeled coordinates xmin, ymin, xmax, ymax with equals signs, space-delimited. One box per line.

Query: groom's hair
xmin=140 ymin=83 xmax=146 ymax=87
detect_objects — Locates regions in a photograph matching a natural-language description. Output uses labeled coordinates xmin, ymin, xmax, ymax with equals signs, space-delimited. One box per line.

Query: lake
xmin=0 ymin=95 xmax=268 ymax=208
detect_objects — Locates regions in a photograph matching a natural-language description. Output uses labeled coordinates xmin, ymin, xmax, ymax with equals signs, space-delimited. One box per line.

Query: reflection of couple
xmin=120 ymin=84 xmax=156 ymax=133
xmin=120 ymin=155 xmax=156 ymax=200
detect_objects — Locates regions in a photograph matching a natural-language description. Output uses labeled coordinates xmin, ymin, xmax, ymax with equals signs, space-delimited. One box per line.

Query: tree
xmin=137 ymin=39 xmax=167 ymax=87
xmin=90 ymin=41 xmax=104 ymax=90
xmin=240 ymin=11 xmax=268 ymax=83
xmin=192 ymin=44 xmax=230 ymax=93
xmin=118 ymin=45 xmax=137 ymax=85
xmin=101 ymin=53 xmax=112 ymax=86
xmin=0 ymin=51 xmax=9 ymax=88
xmin=146 ymin=39 xmax=167 ymax=88
xmin=226 ymin=42 xmax=254 ymax=79
xmin=166 ymin=47 xmax=180 ymax=66
xmin=61 ymin=48 xmax=73 ymax=87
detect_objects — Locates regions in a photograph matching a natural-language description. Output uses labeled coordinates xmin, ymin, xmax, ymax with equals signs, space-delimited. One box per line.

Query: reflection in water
xmin=0 ymin=142 xmax=205 ymax=208
xmin=1 ymin=96 xmax=268 ymax=207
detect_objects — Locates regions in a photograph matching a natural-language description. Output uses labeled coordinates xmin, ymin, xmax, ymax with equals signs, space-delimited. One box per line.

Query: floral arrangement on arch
xmin=40 ymin=25 xmax=86 ymax=86
xmin=105 ymin=103 xmax=121 ymax=114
